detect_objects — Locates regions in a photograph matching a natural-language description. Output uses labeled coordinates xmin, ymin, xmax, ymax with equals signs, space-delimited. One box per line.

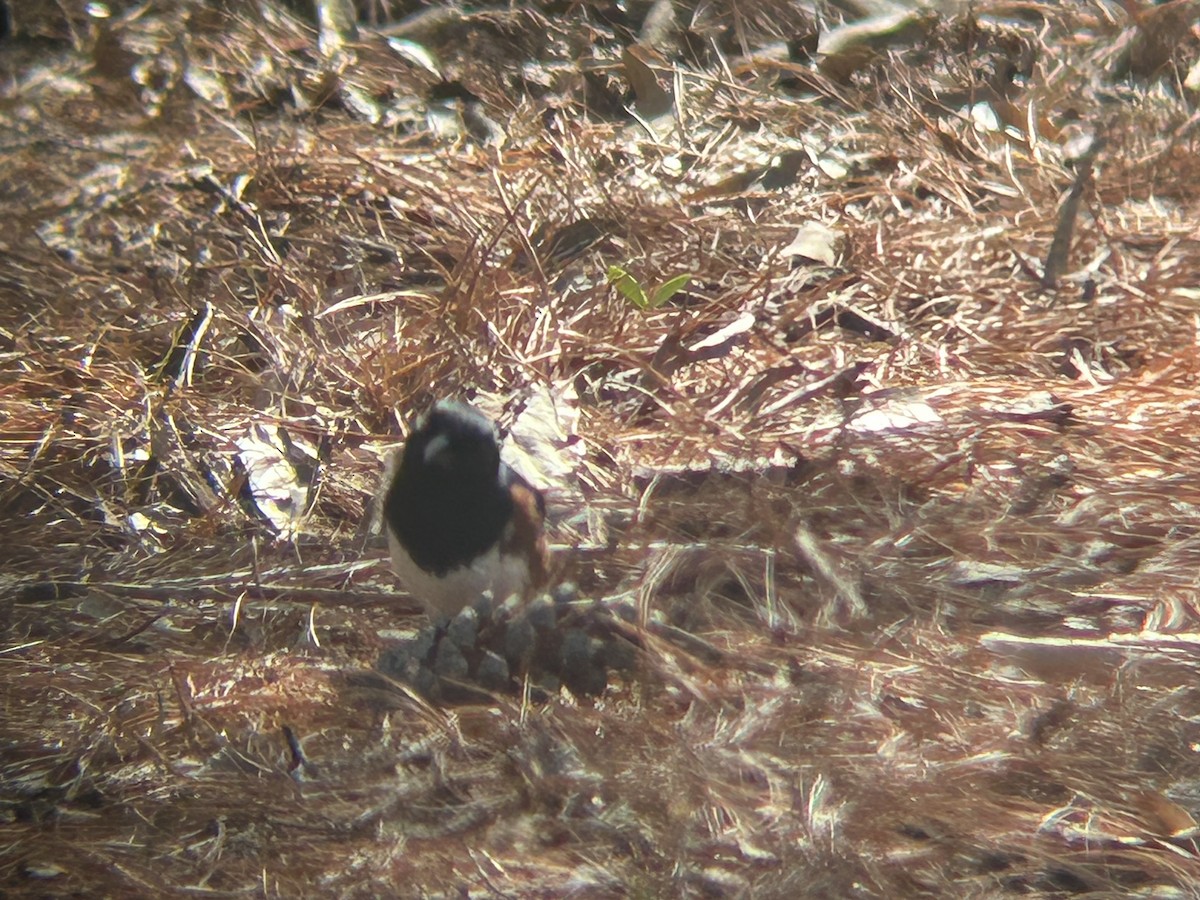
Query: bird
xmin=382 ymin=399 xmax=550 ymax=618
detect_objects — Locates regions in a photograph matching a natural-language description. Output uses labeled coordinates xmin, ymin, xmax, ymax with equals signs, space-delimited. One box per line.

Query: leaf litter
xmin=3 ymin=0 xmax=1200 ymax=896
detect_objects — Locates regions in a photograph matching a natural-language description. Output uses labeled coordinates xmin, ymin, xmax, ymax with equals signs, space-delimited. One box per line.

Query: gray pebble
xmin=409 ymin=628 xmax=438 ymax=662
xmin=412 ymin=666 xmax=439 ymax=699
xmin=524 ymin=594 xmax=556 ymax=631
xmin=559 ymin=628 xmax=594 ymax=671
xmin=551 ymin=582 xmax=579 ymax=606
xmin=476 ymin=651 xmax=510 ymax=691
xmin=433 ymin=638 xmax=469 ymax=680
xmin=504 ymin=616 xmax=537 ymax=667
xmin=561 ymin=629 xmax=610 ymax=695
xmin=471 ymin=594 xmax=495 ymax=622
xmin=565 ymin=663 xmax=608 ymax=697
xmin=496 ymin=594 xmax=523 ymax=621
xmin=446 ymin=605 xmax=479 ymax=649
xmin=600 ymin=635 xmax=638 ymax=672
xmin=376 ymin=645 xmax=414 ymax=680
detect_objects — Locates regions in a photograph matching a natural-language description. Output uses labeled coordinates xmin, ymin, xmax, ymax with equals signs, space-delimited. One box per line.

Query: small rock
xmin=471 ymin=594 xmax=495 ymax=622
xmin=600 ymin=634 xmax=638 ymax=672
xmin=504 ymin=616 xmax=537 ymax=667
xmin=524 ymin=594 xmax=556 ymax=631
xmin=559 ymin=628 xmax=594 ymax=670
xmin=476 ymin=650 xmax=510 ymax=691
xmin=551 ymin=582 xmax=580 ymax=606
xmin=564 ymin=663 xmax=608 ymax=697
xmin=412 ymin=666 xmax=439 ymax=699
xmin=433 ymin=639 xmax=469 ymax=680
xmin=376 ymin=645 xmax=413 ymax=680
xmin=409 ymin=628 xmax=438 ymax=662
xmin=497 ymin=594 xmax=524 ymax=620
xmin=560 ymin=629 xmax=609 ymax=695
xmin=446 ymin=605 xmax=478 ymax=649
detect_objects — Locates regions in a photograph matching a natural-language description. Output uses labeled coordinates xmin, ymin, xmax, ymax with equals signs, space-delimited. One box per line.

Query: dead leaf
xmin=780 ymin=222 xmax=842 ymax=266
xmin=1134 ymin=790 xmax=1199 ymax=839
xmin=387 ymin=37 xmax=442 ymax=78
xmin=235 ymin=425 xmax=315 ymax=538
xmin=817 ymin=9 xmax=927 ymax=82
xmin=685 ymin=311 xmax=755 ymax=358
xmin=622 ymin=44 xmax=674 ymax=122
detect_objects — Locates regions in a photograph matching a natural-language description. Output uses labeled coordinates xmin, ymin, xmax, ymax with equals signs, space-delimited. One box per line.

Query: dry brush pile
xmin=4 ymin=0 xmax=1200 ymax=896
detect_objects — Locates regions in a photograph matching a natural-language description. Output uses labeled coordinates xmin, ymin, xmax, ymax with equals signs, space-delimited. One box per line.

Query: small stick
xmin=1042 ymin=134 xmax=1105 ymax=289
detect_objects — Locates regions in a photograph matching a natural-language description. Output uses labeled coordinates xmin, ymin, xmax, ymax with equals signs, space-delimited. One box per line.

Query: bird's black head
xmin=403 ymin=400 xmax=500 ymax=481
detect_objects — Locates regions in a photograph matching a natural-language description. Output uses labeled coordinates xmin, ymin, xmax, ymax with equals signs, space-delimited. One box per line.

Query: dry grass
xmin=4 ymin=0 xmax=1200 ymax=896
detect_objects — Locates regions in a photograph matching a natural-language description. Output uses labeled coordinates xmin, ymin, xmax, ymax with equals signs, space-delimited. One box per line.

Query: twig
xmin=15 ymin=580 xmax=416 ymax=610
xmin=1042 ymin=134 xmax=1105 ymax=289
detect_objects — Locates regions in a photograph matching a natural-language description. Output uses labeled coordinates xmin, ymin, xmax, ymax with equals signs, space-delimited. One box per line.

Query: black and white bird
xmin=382 ymin=400 xmax=549 ymax=618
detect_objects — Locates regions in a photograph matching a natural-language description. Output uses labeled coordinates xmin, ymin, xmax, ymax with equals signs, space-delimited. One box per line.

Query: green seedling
xmin=607 ymin=265 xmax=692 ymax=311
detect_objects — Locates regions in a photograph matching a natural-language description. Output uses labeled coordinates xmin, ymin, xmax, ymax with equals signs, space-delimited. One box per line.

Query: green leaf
xmin=607 ymin=265 xmax=649 ymax=310
xmin=649 ymin=273 xmax=692 ymax=309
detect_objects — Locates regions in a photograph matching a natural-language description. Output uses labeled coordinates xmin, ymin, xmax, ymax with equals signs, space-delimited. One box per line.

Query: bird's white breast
xmin=387 ymin=527 xmax=532 ymax=619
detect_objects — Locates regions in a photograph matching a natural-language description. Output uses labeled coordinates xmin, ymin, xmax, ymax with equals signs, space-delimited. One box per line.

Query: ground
xmin=4 ymin=0 xmax=1200 ymax=897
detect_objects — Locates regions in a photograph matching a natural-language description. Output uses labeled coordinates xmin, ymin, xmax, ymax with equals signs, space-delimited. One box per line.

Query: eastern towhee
xmin=383 ymin=400 xmax=550 ymax=618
